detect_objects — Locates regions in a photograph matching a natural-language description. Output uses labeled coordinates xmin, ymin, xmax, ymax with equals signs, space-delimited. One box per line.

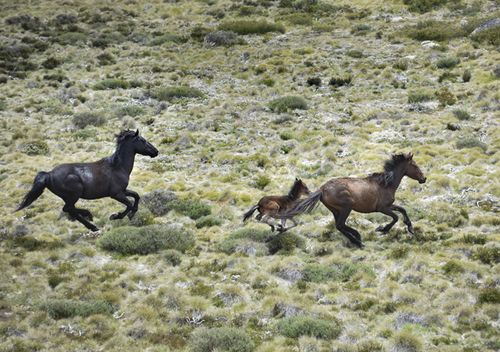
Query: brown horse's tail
xmin=16 ymin=172 xmax=49 ymax=211
xmin=283 ymin=190 xmax=322 ymax=218
xmin=243 ymin=205 xmax=259 ymax=222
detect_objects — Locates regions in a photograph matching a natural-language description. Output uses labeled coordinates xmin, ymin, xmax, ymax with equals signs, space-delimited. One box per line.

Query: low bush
xmin=392 ymin=331 xmax=422 ymax=352
xmin=96 ymin=52 xmax=116 ymax=65
xmin=93 ymin=78 xmax=130 ymax=90
xmin=435 ymin=87 xmax=456 ymax=106
xmin=346 ymin=49 xmax=364 ymax=58
xmin=19 ymin=140 xmax=49 ymax=155
xmin=98 ymin=224 xmax=195 ymax=255
xmin=218 ymin=20 xmax=285 ymax=35
xmin=442 ymin=260 xmax=465 ymax=275
xmin=151 ymin=86 xmax=204 ymax=101
xmin=393 ymin=59 xmax=408 ymax=71
xmin=329 ymin=76 xmax=352 ymax=87
xmin=408 ymin=91 xmax=433 ymax=103
xmin=55 ymin=32 xmax=88 ymax=45
xmin=163 ymin=249 xmax=182 ymax=266
xmin=477 ymin=288 xmax=500 ymax=304
xmin=204 ymin=31 xmax=243 ymax=47
xmin=269 ymin=96 xmax=308 ymax=113
xmin=254 ymin=174 xmax=271 ymax=189
xmin=456 ymin=136 xmax=487 ymax=151
xmin=473 ymin=246 xmax=499 ymax=265
xmin=149 ymin=33 xmax=187 ymax=46
xmin=116 ymin=105 xmax=145 ymax=118
xmin=190 ymin=327 xmax=254 ymax=352
xmin=91 ymin=32 xmax=125 ymax=48
xmin=72 ymin=112 xmax=105 ymax=129
xmin=170 ymin=199 xmax=211 ymax=220
xmin=462 ymin=69 xmax=471 ymax=82
xmin=403 ymin=20 xmax=465 ymax=41
xmin=195 ymin=215 xmax=222 ymax=228
xmin=303 ymin=262 xmax=365 ymax=283
xmin=142 ymin=190 xmax=178 ymax=216
xmin=267 ymin=232 xmax=305 ymax=254
xmin=453 ymin=109 xmax=472 ymax=120
xmin=42 ymin=299 xmax=113 ymax=319
xmin=276 ymin=316 xmax=342 ymax=339
xmin=283 ymin=13 xmax=313 ymax=26
xmin=218 ymin=228 xmax=272 ymax=255
xmin=436 ymin=57 xmax=460 ymax=69
xmin=403 ymin=0 xmax=453 ymax=13
xmin=42 ymin=56 xmax=61 ymax=69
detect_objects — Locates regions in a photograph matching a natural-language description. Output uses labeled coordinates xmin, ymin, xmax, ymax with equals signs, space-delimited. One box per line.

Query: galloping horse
xmin=16 ymin=130 xmax=158 ymax=231
xmin=283 ymin=153 xmax=426 ymax=247
xmin=243 ymin=178 xmax=311 ymax=232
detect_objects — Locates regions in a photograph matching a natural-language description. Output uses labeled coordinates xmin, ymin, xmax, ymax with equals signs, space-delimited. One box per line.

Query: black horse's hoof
xmin=89 ymin=226 xmax=99 ymax=232
xmin=407 ymin=226 xmax=415 ymax=235
xmin=376 ymin=226 xmax=388 ymax=233
xmin=109 ymin=213 xmax=120 ymax=220
xmin=127 ymin=210 xmax=137 ymax=220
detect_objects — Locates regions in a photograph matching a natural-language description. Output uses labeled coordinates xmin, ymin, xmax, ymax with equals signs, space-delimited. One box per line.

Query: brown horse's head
xmin=404 ymin=153 xmax=426 ymax=184
xmin=289 ymin=178 xmax=311 ymax=199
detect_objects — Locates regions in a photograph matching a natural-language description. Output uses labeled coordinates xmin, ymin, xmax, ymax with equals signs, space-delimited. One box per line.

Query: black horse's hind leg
xmin=333 ymin=209 xmax=364 ymax=248
xmin=63 ymin=203 xmax=98 ymax=232
xmin=124 ymin=189 xmax=140 ymax=219
xmin=109 ymin=193 xmax=133 ymax=220
xmin=391 ymin=205 xmax=414 ymax=235
xmin=74 ymin=208 xmax=93 ymax=221
xmin=376 ymin=209 xmax=399 ymax=233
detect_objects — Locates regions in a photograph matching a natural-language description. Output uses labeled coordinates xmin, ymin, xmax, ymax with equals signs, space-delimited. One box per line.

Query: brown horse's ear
xmin=408 ymin=152 xmax=413 ymax=160
xmin=135 ymin=129 xmax=139 ymax=137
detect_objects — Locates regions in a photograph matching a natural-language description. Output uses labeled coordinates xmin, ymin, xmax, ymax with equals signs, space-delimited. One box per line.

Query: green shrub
xmin=190 ymin=327 xmax=254 ymax=352
xmin=98 ymin=224 xmax=195 ymax=255
xmin=0 ymin=99 xmax=6 ymax=111
xmin=204 ymin=31 xmax=244 ymax=47
xmin=477 ymin=288 xmax=500 ymax=304
xmin=436 ymin=57 xmax=460 ymax=69
xmin=404 ymin=20 xmax=465 ymax=41
xmin=408 ymin=91 xmax=433 ymax=103
xmin=393 ymin=59 xmax=408 ymax=71
xmin=462 ymin=69 xmax=471 ymax=82
xmin=453 ymin=109 xmax=472 ymax=120
xmin=473 ymin=246 xmax=499 ymax=265
xmin=329 ymin=76 xmax=352 ymax=87
xmin=72 ymin=112 xmax=105 ymax=129
xmin=93 ymin=78 xmax=130 ymax=90
xmin=48 ymin=274 xmax=65 ymax=288
xmin=218 ymin=228 xmax=273 ymax=255
xmin=116 ymin=105 xmax=145 ymax=118
xmin=346 ymin=49 xmax=364 ymax=58
xmin=171 ymin=199 xmax=211 ymax=220
xmin=438 ymin=71 xmax=458 ymax=83
xmin=218 ymin=20 xmax=285 ymax=35
xmin=149 ymin=33 xmax=187 ymax=46
xmin=303 ymin=262 xmax=363 ymax=283
xmin=112 ymin=208 xmax=155 ymax=227
xmin=151 ymin=86 xmax=204 ymax=101
xmin=435 ymin=87 xmax=456 ymax=106
xmin=42 ymin=299 xmax=113 ymax=319
xmin=56 ymin=32 xmax=88 ymax=45
xmin=163 ymin=249 xmax=182 ymax=266
xmin=96 ymin=52 xmax=116 ymax=65
xmin=142 ymin=190 xmax=178 ymax=216
xmin=195 ymin=215 xmax=222 ymax=228
xmin=392 ymin=331 xmax=422 ymax=352
xmin=276 ymin=316 xmax=342 ymax=339
xmin=456 ymin=136 xmax=486 ymax=151
xmin=389 ymin=244 xmax=410 ymax=259
xmin=91 ymin=32 xmax=125 ymax=48
xmin=461 ymin=234 xmax=486 ymax=245
xmin=471 ymin=27 xmax=500 ymax=46
xmin=42 ymin=56 xmax=61 ymax=69
xmin=254 ymin=174 xmax=271 ymax=189
xmin=267 ymin=232 xmax=305 ymax=254
xmin=283 ymin=13 xmax=313 ymax=26
xmin=442 ymin=260 xmax=465 ymax=275
xmin=19 ymin=140 xmax=49 ymax=155
xmin=269 ymin=96 xmax=308 ymax=113
xmin=403 ymin=0 xmax=453 ymax=13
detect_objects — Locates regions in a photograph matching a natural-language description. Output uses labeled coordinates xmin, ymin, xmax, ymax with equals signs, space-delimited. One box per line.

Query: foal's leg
xmin=376 ymin=209 xmax=399 ymax=233
xmin=391 ymin=205 xmax=414 ymax=235
xmin=259 ymin=214 xmax=275 ymax=232
xmin=124 ymin=189 xmax=140 ymax=219
xmin=109 ymin=193 xmax=133 ymax=220
xmin=63 ymin=202 xmax=99 ymax=232
xmin=334 ymin=209 xmax=364 ymax=248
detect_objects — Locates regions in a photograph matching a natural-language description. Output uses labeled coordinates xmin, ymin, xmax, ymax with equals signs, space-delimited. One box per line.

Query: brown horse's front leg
xmin=376 ymin=209 xmax=398 ymax=233
xmin=109 ymin=193 xmax=133 ymax=220
xmin=391 ymin=205 xmax=414 ymax=235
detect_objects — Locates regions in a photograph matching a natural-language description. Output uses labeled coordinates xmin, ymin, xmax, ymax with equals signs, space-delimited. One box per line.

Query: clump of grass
xmin=276 ymin=316 xmax=342 ymax=339
xmin=471 ymin=26 xmax=500 ymax=46
xmin=389 ymin=244 xmax=410 ymax=259
xmin=461 ymin=234 xmax=486 ymax=245
xmin=403 ymin=20 xmax=465 ymax=41
xmin=393 ymin=59 xmax=408 ymax=71
xmin=329 ymin=76 xmax=352 ymax=87
xmin=151 ymin=86 xmax=204 ymax=101
xmin=473 ymin=246 xmax=499 ymax=265
xmin=218 ymin=228 xmax=272 ymax=255
xmin=403 ymin=0 xmax=454 ymax=13
xmin=56 ymin=32 xmax=88 ymax=46
xmin=190 ymin=327 xmax=254 ymax=352
xmin=442 ymin=260 xmax=465 ymax=275
xmin=392 ymin=331 xmax=422 ymax=352
xmin=170 ymin=199 xmax=211 ymax=220
xmin=42 ymin=299 xmax=113 ymax=319
xmin=435 ymin=87 xmax=456 ymax=106
xmin=436 ymin=57 xmax=460 ymax=69
xmin=72 ymin=112 xmax=105 ymax=129
xmin=453 ymin=109 xmax=472 ymax=120
xmin=12 ymin=235 xmax=63 ymax=251
xmin=302 ymin=262 xmax=364 ymax=283
xmin=346 ymin=49 xmax=363 ymax=58
xmin=462 ymin=69 xmax=471 ymax=82
xmin=408 ymin=91 xmax=432 ymax=103
xmin=93 ymin=78 xmax=130 ymax=90
xmin=142 ymin=190 xmax=178 ymax=216
xmin=477 ymin=288 xmax=500 ymax=304
xmin=283 ymin=13 xmax=313 ymax=26
xmin=204 ymin=31 xmax=243 ymax=47
xmin=41 ymin=56 xmax=61 ymax=69
xmin=218 ymin=20 xmax=285 ymax=35
xmin=438 ymin=71 xmax=458 ymax=83
xmin=116 ymin=105 xmax=145 ymax=118
xmin=456 ymin=136 xmax=487 ymax=151
xmin=254 ymin=174 xmax=271 ymax=189
xmin=149 ymin=33 xmax=187 ymax=46
xmin=163 ymin=249 xmax=182 ymax=266
xmin=96 ymin=52 xmax=116 ymax=65
xmin=195 ymin=215 xmax=222 ymax=228
xmin=267 ymin=232 xmax=305 ymax=254
xmin=19 ymin=140 xmax=49 ymax=155
xmin=269 ymin=96 xmax=308 ymax=113
xmin=98 ymin=225 xmax=195 ymax=255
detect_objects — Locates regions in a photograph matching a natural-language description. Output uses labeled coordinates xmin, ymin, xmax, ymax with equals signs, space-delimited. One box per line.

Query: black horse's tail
xmin=282 ymin=190 xmax=322 ymax=218
xmin=16 ymin=172 xmax=49 ymax=211
xmin=243 ymin=205 xmax=259 ymax=222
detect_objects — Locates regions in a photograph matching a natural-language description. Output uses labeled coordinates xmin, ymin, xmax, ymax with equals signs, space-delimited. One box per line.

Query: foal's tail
xmin=16 ymin=171 xmax=49 ymax=211
xmin=243 ymin=205 xmax=259 ymax=222
xmin=282 ymin=190 xmax=322 ymax=218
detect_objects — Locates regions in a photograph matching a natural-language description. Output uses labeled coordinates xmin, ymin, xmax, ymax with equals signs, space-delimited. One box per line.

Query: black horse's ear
xmin=135 ymin=129 xmax=139 ymax=137
xmin=295 ymin=177 xmax=299 ymax=181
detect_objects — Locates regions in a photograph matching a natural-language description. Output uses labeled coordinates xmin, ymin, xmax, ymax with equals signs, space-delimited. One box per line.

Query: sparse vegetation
xmin=72 ymin=112 xmax=105 ymax=129
xmin=276 ymin=316 xmax=342 ymax=339
xmin=151 ymin=86 xmax=204 ymax=101
xmin=269 ymin=96 xmax=308 ymax=113
xmin=219 ymin=20 xmax=285 ymax=35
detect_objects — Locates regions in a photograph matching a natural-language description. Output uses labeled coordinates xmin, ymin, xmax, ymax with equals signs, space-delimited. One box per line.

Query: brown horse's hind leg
xmin=391 ymin=205 xmax=414 ymax=235
xmin=260 ymin=214 xmax=276 ymax=232
xmin=376 ymin=209 xmax=398 ymax=233
xmin=109 ymin=193 xmax=133 ymax=220
xmin=333 ymin=210 xmax=364 ymax=248
xmin=63 ymin=203 xmax=98 ymax=232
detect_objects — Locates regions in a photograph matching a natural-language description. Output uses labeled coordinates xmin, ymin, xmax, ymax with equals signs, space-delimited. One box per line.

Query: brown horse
xmin=283 ymin=153 xmax=426 ymax=247
xmin=243 ymin=178 xmax=311 ymax=232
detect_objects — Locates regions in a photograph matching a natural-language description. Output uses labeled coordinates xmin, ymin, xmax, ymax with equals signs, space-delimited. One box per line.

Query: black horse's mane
xmin=369 ymin=154 xmax=409 ymax=187
xmin=288 ymin=179 xmax=304 ymax=199
xmin=116 ymin=130 xmax=136 ymax=144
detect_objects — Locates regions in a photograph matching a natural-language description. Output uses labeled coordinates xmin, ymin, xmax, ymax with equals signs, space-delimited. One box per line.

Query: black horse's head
xmin=117 ymin=130 xmax=158 ymax=158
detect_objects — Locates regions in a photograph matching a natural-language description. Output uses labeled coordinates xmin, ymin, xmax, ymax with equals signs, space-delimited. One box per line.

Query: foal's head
xmin=117 ymin=130 xmax=159 ymax=158
xmin=402 ymin=153 xmax=426 ymax=184
xmin=289 ymin=178 xmax=311 ymax=199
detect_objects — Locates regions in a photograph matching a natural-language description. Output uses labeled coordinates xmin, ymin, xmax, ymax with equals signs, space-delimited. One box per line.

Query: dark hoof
xmin=277 ymin=225 xmax=285 ymax=233
xmin=270 ymin=226 xmax=275 ymax=232
xmin=109 ymin=213 xmax=120 ymax=220
xmin=407 ymin=226 xmax=415 ymax=235
xmin=376 ymin=226 xmax=388 ymax=233
xmin=89 ymin=226 xmax=99 ymax=232
xmin=127 ymin=210 xmax=137 ymax=220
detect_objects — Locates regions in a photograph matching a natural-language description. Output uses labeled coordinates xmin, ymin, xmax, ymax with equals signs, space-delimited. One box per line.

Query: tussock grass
xmin=190 ymin=327 xmax=254 ymax=352
xmin=269 ymin=96 xmax=308 ymax=113
xmin=276 ymin=316 xmax=342 ymax=339
xmin=72 ymin=112 xmax=105 ymax=129
xmin=151 ymin=86 xmax=204 ymax=101
xmin=219 ymin=20 xmax=285 ymax=35
xmin=42 ymin=299 xmax=113 ymax=319
xmin=403 ymin=20 xmax=465 ymax=41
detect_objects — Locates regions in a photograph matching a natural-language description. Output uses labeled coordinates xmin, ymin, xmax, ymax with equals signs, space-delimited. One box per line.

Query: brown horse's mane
xmin=288 ymin=179 xmax=303 ymax=200
xmin=368 ymin=154 xmax=409 ymax=187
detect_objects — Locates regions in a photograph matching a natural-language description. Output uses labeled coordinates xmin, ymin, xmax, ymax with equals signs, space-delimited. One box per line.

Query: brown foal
xmin=243 ymin=178 xmax=311 ymax=232
xmin=283 ymin=153 xmax=426 ymax=247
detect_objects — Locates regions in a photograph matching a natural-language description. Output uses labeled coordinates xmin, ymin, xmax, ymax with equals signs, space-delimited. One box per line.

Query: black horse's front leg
xmin=391 ymin=205 xmax=414 ymax=235
xmin=376 ymin=209 xmax=399 ymax=233
xmin=124 ymin=189 xmax=140 ymax=219
xmin=109 ymin=193 xmax=133 ymax=220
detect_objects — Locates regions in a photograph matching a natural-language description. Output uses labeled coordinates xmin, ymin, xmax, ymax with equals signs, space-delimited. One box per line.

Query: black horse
xmin=16 ymin=130 xmax=158 ymax=231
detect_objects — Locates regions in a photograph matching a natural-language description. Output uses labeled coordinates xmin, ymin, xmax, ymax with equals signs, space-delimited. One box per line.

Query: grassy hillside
xmin=0 ymin=0 xmax=498 ymax=351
